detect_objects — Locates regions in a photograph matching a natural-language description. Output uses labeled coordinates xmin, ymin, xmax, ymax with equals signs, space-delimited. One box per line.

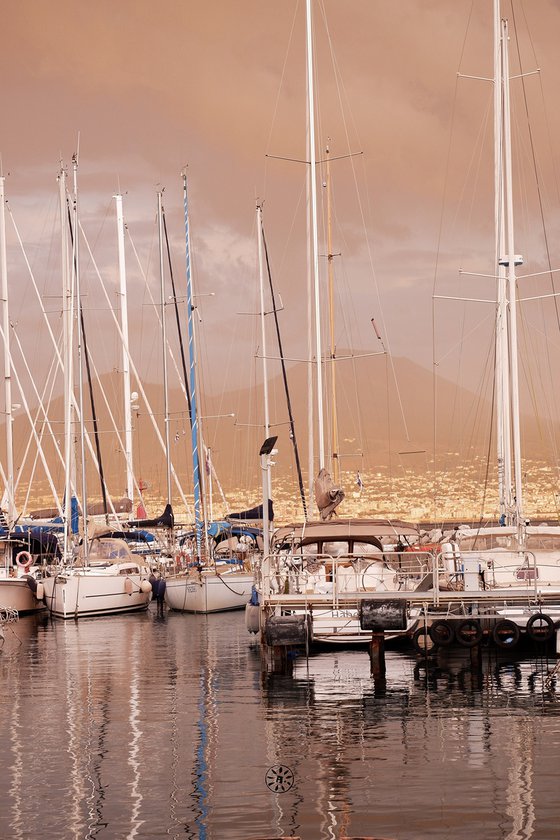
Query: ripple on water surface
xmin=2 ymin=608 xmax=560 ymax=838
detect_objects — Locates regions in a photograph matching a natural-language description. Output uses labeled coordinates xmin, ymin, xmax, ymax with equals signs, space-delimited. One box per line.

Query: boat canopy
xmin=456 ymin=525 xmax=560 ymax=552
xmin=272 ymin=518 xmax=419 ymax=550
xmin=180 ymin=520 xmax=262 ymax=547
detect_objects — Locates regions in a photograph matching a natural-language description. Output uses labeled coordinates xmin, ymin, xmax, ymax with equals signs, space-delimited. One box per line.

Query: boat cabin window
xmin=353 ymin=541 xmax=382 ymax=556
xmin=459 ymin=535 xmax=519 ymax=551
xmin=301 ymin=543 xmax=320 ymax=555
xmin=525 ymin=534 xmax=560 ymax=551
xmin=88 ymin=539 xmax=131 ymax=562
xmin=322 ymin=541 xmax=349 ymax=557
xmin=295 ymin=539 xmax=383 ymax=558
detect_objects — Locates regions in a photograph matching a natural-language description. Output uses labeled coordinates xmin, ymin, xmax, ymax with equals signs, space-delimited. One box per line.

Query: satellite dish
xmin=131 ymin=391 xmax=139 ymax=402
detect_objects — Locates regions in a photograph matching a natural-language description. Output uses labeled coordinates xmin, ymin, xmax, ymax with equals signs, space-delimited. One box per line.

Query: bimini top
xmin=455 ymin=524 xmax=560 ymax=552
xmin=272 ymin=518 xmax=419 ymax=549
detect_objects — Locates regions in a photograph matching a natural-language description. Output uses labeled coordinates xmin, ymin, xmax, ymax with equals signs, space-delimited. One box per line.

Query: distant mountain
xmin=7 ymin=353 xmax=558 ymax=512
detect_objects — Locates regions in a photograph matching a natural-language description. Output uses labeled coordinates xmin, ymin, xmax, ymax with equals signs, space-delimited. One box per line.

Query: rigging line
xmin=81 ymin=305 xmax=109 ymax=519
xmin=2 ymin=322 xmax=64 ymax=513
xmin=511 ymin=3 xmax=560 ymax=333
xmin=327 ymin=217 xmax=379 ymax=465
xmin=432 ymin=0 xmax=477 ymax=494
xmin=466 ymin=326 xmax=497 ymax=521
xmin=67 ymin=202 xmax=109 ymax=520
xmin=87 ymin=344 xmax=147 ymax=511
xmin=455 ymin=346 xmax=491 ymax=484
xmin=319 ymin=5 xmax=409 ymax=446
xmin=261 ymin=217 xmax=308 ymax=519
xmin=126 ymin=222 xmax=215 ymax=510
xmin=511 ymin=5 xmax=560 ymax=461
xmin=11 ymin=326 xmax=64 ymax=508
xmin=477 ymin=345 xmax=497 ymax=528
xmin=517 ymin=308 xmax=559 ymax=484
xmin=434 ymin=309 xmax=496 ymax=366
xmin=191 ymin=303 xmax=213 ymax=508
xmin=384 ymin=353 xmax=393 ymax=507
xmin=80 ymin=219 xmax=193 ymax=517
xmin=161 ymin=204 xmax=192 ymax=423
xmin=126 ymin=225 xmax=186 ymax=393
xmin=520 ymin=311 xmax=560 ymax=465
xmin=262 ymin=0 xmax=300 ymax=199
xmin=433 ymin=94 xmax=493 ymax=484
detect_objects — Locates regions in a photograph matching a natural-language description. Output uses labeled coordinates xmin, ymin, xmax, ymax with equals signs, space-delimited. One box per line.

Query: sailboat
xmin=435 ymin=3 xmax=560 ymax=615
xmin=41 ymin=159 xmax=152 ymax=619
xmin=164 ymin=173 xmax=254 ymax=613
xmin=0 ymin=173 xmax=47 ymax=613
xmin=247 ymin=0 xmax=428 ymax=647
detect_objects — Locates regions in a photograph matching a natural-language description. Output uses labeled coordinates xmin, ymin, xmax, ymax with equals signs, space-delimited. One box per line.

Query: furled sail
xmin=228 ymin=499 xmax=274 ymax=522
xmin=128 ymin=503 xmax=174 ymax=529
xmin=314 ymin=469 xmax=345 ymax=521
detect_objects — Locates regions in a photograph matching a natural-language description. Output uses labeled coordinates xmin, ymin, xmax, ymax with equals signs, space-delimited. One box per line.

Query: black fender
xmin=492 ymin=619 xmax=520 ymax=649
xmin=526 ymin=613 xmax=555 ymax=642
xmin=428 ymin=619 xmax=455 ymax=647
xmin=455 ymin=618 xmax=483 ymax=648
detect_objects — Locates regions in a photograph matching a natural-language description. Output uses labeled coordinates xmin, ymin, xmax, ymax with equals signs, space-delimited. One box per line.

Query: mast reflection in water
xmin=0 ymin=609 xmax=559 ymax=839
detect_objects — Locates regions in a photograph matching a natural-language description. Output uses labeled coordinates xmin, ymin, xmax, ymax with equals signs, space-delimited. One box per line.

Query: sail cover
xmin=314 ymin=469 xmax=345 ymax=521
xmin=128 ymin=503 xmax=174 ymax=529
xmin=228 ymin=499 xmax=274 ymax=522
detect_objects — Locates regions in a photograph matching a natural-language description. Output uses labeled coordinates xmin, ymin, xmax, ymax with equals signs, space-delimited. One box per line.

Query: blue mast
xmin=182 ymin=172 xmax=204 ymax=560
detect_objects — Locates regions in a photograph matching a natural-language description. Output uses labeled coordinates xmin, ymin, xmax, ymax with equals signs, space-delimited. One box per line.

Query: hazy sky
xmin=3 ymin=0 xmax=560 ymax=413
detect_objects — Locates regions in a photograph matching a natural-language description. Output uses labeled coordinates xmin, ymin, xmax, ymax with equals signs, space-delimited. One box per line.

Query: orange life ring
xmin=16 ymin=550 xmax=33 ymax=569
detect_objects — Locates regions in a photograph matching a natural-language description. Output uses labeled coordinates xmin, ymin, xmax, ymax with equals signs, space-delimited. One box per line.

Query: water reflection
xmin=1 ymin=610 xmax=560 ymax=839
xmin=127 ymin=638 xmax=143 ymax=839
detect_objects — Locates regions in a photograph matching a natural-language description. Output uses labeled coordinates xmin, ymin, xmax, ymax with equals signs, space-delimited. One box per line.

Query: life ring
xmin=526 ymin=613 xmax=555 ymax=643
xmin=16 ymin=550 xmax=33 ymax=569
xmin=412 ymin=626 xmax=438 ymax=655
xmin=429 ymin=619 xmax=455 ymax=647
xmin=492 ymin=619 xmax=520 ymax=649
xmin=455 ymin=618 xmax=483 ymax=648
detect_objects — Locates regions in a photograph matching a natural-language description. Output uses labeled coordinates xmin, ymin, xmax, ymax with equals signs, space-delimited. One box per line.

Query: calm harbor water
xmin=1 ymin=607 xmax=559 ymax=840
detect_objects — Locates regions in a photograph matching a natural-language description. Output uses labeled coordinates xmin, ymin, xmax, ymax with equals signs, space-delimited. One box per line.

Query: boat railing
xmin=256 ymin=548 xmax=435 ymax=608
xmin=453 ymin=547 xmax=539 ymax=598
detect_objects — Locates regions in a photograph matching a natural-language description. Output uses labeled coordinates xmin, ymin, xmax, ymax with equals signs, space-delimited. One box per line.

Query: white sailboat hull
xmin=42 ymin=570 xmax=151 ymax=619
xmin=0 ymin=576 xmax=45 ymax=614
xmin=165 ymin=570 xmax=253 ymax=614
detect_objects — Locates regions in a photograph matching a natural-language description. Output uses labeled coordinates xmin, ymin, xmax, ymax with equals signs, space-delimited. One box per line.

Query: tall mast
xmin=115 ymin=193 xmax=134 ymax=507
xmin=157 ymin=190 xmax=172 ymax=507
xmin=494 ymin=0 xmax=509 ymax=524
xmin=72 ymin=154 xmax=88 ymax=552
xmin=500 ymin=17 xmax=524 ymax=532
xmin=325 ymin=144 xmax=339 ymax=482
xmin=59 ymin=165 xmax=74 ymax=558
xmin=206 ymin=446 xmax=213 ymax=523
xmin=306 ymin=0 xmax=325 ymax=473
xmin=0 ymin=173 xmax=15 ymax=525
xmin=182 ymin=172 xmax=204 ymax=558
xmin=257 ymin=203 xmax=271 ymax=498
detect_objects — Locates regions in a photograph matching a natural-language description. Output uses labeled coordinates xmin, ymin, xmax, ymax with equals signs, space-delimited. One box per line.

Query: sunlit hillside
xmin=6 ymin=354 xmax=560 ymax=525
